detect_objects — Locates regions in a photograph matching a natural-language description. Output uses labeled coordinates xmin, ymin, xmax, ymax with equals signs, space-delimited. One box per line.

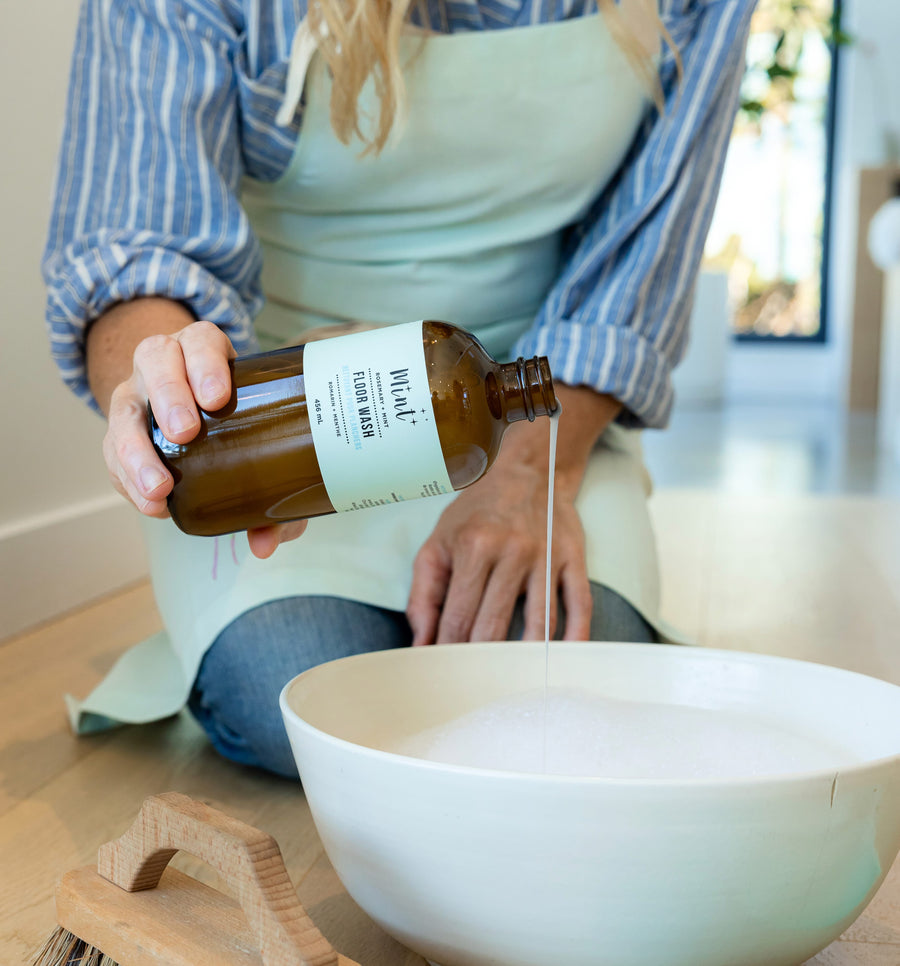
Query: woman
xmin=44 ymin=0 xmax=756 ymax=775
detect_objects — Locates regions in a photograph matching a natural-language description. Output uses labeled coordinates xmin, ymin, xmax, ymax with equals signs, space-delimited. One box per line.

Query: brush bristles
xmin=31 ymin=926 xmax=119 ymax=966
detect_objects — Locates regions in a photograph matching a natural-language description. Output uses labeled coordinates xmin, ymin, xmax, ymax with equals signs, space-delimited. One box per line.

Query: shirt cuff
xmin=512 ymin=320 xmax=676 ymax=430
xmin=45 ymin=245 xmax=262 ymax=412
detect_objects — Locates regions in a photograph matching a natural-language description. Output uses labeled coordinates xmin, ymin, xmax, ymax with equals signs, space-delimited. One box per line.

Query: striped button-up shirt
xmin=43 ymin=0 xmax=756 ymax=428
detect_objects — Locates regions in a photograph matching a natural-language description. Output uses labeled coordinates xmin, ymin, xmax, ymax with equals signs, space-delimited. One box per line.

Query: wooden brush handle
xmin=96 ymin=792 xmax=345 ymax=966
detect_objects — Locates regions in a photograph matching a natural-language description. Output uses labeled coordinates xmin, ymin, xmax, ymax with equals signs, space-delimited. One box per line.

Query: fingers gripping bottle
xmin=149 ymin=320 xmax=559 ymax=537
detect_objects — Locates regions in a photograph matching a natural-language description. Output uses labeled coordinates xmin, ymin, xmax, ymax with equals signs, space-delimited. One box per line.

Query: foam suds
xmin=390 ymin=686 xmax=856 ymax=779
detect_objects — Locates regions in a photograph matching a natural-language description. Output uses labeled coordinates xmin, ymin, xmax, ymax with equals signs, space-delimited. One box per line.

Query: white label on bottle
xmin=303 ymin=321 xmax=453 ymax=512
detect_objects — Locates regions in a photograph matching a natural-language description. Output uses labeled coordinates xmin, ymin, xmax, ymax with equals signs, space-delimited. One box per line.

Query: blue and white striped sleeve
xmin=42 ymin=0 xmax=292 ymax=411
xmin=513 ymin=0 xmax=756 ymax=429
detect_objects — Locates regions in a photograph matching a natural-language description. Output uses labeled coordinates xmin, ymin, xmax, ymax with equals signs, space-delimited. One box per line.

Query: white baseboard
xmin=0 ymin=494 xmax=149 ymax=641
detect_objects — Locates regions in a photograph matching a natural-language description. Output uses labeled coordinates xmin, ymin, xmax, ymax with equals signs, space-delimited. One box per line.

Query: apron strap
xmin=276 ymin=17 xmax=324 ymax=127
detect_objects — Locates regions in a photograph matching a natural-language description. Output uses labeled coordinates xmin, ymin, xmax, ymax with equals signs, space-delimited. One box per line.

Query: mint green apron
xmin=68 ymin=13 xmax=677 ymax=733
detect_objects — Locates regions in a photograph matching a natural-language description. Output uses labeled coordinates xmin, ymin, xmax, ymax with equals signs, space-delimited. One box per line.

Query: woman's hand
xmin=89 ymin=303 xmax=307 ymax=559
xmin=103 ymin=320 xmax=233 ymax=519
xmin=406 ymin=385 xmax=623 ymax=646
xmin=406 ymin=451 xmax=590 ymax=644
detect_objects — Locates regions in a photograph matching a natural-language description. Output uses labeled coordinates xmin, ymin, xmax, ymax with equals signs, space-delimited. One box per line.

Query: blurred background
xmin=2 ymin=0 xmax=900 ymax=640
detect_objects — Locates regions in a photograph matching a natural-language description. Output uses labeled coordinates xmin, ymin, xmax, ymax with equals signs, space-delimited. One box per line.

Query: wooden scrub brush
xmin=31 ymin=791 xmax=360 ymax=966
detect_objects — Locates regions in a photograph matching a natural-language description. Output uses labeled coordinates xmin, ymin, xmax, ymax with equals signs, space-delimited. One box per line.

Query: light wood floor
xmin=3 ymin=489 xmax=900 ymax=965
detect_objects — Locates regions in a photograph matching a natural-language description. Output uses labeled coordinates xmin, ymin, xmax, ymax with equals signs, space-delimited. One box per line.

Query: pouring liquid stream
xmin=541 ymin=407 xmax=560 ymax=772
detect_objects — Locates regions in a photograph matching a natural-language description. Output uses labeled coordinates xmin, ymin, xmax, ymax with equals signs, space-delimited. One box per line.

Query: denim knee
xmin=188 ymin=631 xmax=300 ymax=778
xmin=188 ymin=595 xmax=411 ymax=777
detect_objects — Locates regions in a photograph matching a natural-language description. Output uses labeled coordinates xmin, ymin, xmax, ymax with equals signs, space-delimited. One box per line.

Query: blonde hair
xmin=307 ymin=0 xmax=681 ymax=155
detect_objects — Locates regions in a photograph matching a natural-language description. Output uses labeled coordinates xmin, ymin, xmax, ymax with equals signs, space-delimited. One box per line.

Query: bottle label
xmin=304 ymin=321 xmax=453 ymax=512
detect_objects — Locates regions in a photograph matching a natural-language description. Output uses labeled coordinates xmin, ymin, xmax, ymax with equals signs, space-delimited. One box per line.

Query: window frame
xmin=733 ymin=0 xmax=843 ymax=346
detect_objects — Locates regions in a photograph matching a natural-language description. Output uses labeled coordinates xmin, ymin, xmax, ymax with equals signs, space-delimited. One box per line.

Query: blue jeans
xmin=188 ymin=584 xmax=657 ymax=778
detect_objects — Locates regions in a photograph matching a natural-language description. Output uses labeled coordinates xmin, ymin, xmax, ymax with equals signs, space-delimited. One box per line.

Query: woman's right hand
xmin=102 ymin=320 xmax=235 ymax=520
xmin=102 ymin=318 xmax=308 ymax=558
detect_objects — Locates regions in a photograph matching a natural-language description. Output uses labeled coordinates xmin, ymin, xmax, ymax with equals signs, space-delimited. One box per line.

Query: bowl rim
xmin=279 ymin=641 xmax=900 ymax=790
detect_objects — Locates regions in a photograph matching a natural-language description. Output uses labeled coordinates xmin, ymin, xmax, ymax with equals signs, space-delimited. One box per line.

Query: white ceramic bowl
xmin=280 ymin=642 xmax=900 ymax=966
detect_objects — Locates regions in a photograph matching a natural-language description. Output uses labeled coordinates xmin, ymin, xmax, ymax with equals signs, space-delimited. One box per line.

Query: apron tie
xmin=276 ymin=17 xmax=324 ymax=127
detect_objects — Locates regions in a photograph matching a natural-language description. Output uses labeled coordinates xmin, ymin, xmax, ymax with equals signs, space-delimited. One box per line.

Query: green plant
xmin=739 ymin=0 xmax=851 ymax=126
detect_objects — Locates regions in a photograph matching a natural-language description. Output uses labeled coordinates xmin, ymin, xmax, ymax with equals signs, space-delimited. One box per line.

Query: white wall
xmin=0 ymin=3 xmax=146 ymax=639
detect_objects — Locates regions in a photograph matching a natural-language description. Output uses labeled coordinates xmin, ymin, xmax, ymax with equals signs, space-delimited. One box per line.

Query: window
xmin=704 ymin=0 xmax=845 ymax=342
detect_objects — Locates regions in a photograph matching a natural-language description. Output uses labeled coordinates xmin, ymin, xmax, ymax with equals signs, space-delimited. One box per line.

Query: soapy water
xmin=390 ymin=686 xmax=856 ymax=780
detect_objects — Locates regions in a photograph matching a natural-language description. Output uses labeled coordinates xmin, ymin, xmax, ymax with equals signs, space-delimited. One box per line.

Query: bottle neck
xmin=494 ymin=356 xmax=559 ymax=423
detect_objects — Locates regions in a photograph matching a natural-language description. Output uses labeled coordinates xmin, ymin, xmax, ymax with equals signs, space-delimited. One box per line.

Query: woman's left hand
xmin=406 ymin=385 xmax=623 ymax=646
xmin=406 ymin=450 xmax=588 ymax=644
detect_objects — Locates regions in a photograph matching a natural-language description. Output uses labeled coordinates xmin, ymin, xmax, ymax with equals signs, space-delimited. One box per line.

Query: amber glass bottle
xmin=150 ymin=320 xmax=558 ymax=537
